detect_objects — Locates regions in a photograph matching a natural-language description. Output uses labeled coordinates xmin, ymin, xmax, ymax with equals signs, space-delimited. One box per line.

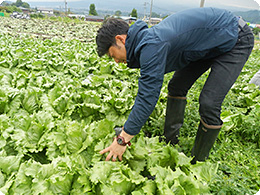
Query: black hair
xmin=96 ymin=18 xmax=129 ymax=57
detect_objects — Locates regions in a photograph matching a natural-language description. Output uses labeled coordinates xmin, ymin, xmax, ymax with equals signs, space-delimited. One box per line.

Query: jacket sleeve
xmin=124 ymin=43 xmax=169 ymax=135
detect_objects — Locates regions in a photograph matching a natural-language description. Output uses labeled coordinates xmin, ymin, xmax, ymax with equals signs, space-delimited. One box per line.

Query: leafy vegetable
xmin=0 ymin=16 xmax=259 ymax=195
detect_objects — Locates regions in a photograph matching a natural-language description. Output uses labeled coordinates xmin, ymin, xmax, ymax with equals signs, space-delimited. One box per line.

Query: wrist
xmin=120 ymin=130 xmax=134 ymax=143
xmin=116 ymin=135 xmax=131 ymax=146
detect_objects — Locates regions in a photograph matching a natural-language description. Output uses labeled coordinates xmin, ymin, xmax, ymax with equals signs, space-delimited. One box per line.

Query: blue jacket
xmin=124 ymin=7 xmax=239 ymax=135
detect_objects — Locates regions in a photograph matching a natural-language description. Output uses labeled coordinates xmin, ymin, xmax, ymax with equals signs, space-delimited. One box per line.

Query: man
xmin=249 ymin=69 xmax=260 ymax=88
xmin=96 ymin=7 xmax=254 ymax=163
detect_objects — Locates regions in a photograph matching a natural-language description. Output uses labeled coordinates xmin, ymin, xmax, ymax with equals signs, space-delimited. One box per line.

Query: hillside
xmin=234 ymin=10 xmax=260 ymax=23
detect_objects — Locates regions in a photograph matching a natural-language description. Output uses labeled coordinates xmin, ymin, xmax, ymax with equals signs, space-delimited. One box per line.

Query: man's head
xmin=96 ymin=18 xmax=129 ymax=63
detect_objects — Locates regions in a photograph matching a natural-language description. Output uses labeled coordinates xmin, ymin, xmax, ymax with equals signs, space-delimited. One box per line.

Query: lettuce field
xmin=0 ymin=17 xmax=260 ymax=194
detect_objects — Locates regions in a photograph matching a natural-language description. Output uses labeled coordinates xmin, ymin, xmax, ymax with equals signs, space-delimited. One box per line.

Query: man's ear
xmin=115 ymin=35 xmax=127 ymax=45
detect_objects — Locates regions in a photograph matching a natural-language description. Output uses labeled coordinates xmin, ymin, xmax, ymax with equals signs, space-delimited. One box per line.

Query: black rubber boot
xmin=163 ymin=96 xmax=187 ymax=145
xmin=191 ymin=121 xmax=221 ymax=164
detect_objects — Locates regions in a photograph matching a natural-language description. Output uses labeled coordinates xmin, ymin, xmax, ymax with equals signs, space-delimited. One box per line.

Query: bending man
xmin=96 ymin=7 xmax=254 ymax=163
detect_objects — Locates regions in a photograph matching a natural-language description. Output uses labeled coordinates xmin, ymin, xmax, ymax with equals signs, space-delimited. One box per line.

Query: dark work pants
xmin=168 ymin=25 xmax=254 ymax=126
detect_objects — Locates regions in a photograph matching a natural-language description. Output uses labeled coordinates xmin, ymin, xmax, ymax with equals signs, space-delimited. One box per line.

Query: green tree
xmin=1 ymin=2 xmax=11 ymax=6
xmin=104 ymin=15 xmax=111 ymax=20
xmin=21 ymin=2 xmax=30 ymax=8
xmin=12 ymin=0 xmax=30 ymax=8
xmin=253 ymin=27 xmax=260 ymax=36
xmin=163 ymin=15 xmax=168 ymax=20
xmin=131 ymin=8 xmax=137 ymax=18
xmin=68 ymin=8 xmax=72 ymax=14
xmin=2 ymin=6 xmax=22 ymax=13
xmin=12 ymin=0 xmax=23 ymax=7
xmin=89 ymin=4 xmax=98 ymax=16
xmin=115 ymin=10 xmax=121 ymax=17
xmin=151 ymin=12 xmax=160 ymax=18
xmin=54 ymin=10 xmax=61 ymax=16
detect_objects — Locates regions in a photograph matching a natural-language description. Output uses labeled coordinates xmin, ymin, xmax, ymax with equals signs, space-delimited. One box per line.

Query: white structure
xmin=144 ymin=17 xmax=162 ymax=25
xmin=68 ymin=14 xmax=85 ymax=19
xmin=117 ymin=16 xmax=137 ymax=24
xmin=37 ymin=8 xmax=54 ymax=15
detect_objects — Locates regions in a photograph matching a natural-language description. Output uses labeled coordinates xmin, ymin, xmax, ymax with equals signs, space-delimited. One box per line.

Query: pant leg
xmin=199 ymin=25 xmax=254 ymax=126
xmin=168 ymin=59 xmax=213 ymax=97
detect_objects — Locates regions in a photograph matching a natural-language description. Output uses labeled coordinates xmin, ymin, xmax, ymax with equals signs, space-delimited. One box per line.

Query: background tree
xmin=0 ymin=5 xmax=22 ymax=13
xmin=163 ymin=15 xmax=169 ymax=20
xmin=89 ymin=4 xmax=98 ymax=16
xmin=21 ymin=2 xmax=30 ymax=8
xmin=104 ymin=15 xmax=111 ymax=20
xmin=54 ymin=10 xmax=61 ymax=16
xmin=12 ymin=0 xmax=23 ymax=7
xmin=1 ymin=1 xmax=11 ymax=6
xmin=12 ymin=0 xmax=30 ymax=8
xmin=115 ymin=10 xmax=122 ymax=17
xmin=68 ymin=8 xmax=73 ymax=14
xmin=131 ymin=8 xmax=137 ymax=18
xmin=151 ymin=12 xmax=160 ymax=18
xmin=253 ymin=27 xmax=260 ymax=36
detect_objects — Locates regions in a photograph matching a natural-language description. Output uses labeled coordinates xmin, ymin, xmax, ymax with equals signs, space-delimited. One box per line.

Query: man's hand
xmin=99 ymin=130 xmax=134 ymax=161
xmin=99 ymin=138 xmax=127 ymax=161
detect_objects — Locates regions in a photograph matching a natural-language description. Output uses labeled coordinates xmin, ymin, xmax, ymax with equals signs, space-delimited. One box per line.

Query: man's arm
xmin=100 ymin=42 xmax=169 ymax=161
xmin=124 ymin=43 xmax=169 ymax=135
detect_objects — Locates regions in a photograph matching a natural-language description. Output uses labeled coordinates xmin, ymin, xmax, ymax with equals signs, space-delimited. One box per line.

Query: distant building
xmin=150 ymin=18 xmax=162 ymax=25
xmin=249 ymin=24 xmax=256 ymax=28
xmin=19 ymin=7 xmax=31 ymax=15
xmin=144 ymin=17 xmax=162 ymax=25
xmin=37 ymin=8 xmax=54 ymax=15
xmin=68 ymin=14 xmax=86 ymax=19
xmin=249 ymin=23 xmax=260 ymax=29
xmin=117 ymin=16 xmax=137 ymax=24
xmin=85 ymin=15 xmax=104 ymax=22
xmin=10 ymin=11 xmax=30 ymax=19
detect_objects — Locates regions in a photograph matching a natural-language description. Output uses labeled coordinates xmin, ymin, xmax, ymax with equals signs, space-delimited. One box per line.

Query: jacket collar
xmin=125 ymin=20 xmax=148 ymax=68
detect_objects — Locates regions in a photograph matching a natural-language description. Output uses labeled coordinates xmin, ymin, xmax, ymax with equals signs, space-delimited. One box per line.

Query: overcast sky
xmin=1 ymin=0 xmax=259 ymax=11
xmin=4 ymin=0 xmax=259 ymax=3
xmin=10 ymin=0 xmax=260 ymax=5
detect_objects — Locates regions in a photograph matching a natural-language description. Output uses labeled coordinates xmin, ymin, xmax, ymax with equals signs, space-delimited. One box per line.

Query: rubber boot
xmin=191 ymin=120 xmax=221 ymax=164
xmin=163 ymin=96 xmax=187 ymax=145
